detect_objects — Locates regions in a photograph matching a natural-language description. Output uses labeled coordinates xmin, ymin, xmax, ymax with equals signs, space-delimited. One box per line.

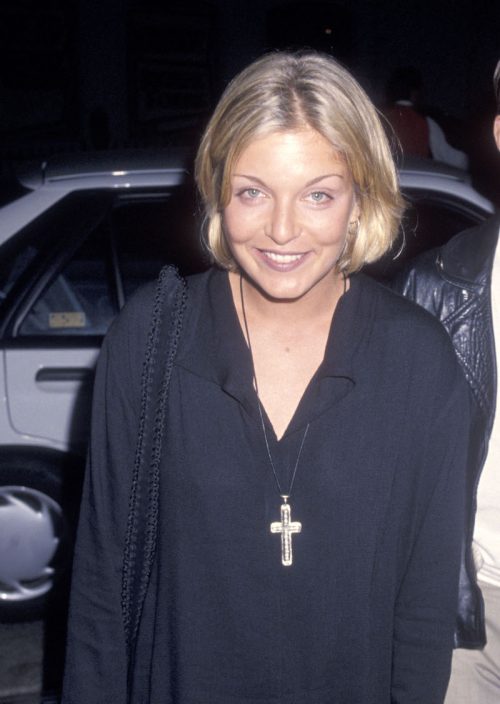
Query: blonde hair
xmin=195 ymin=51 xmax=404 ymax=274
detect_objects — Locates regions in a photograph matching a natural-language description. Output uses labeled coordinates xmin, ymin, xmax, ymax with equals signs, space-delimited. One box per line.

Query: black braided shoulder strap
xmin=121 ymin=265 xmax=187 ymax=674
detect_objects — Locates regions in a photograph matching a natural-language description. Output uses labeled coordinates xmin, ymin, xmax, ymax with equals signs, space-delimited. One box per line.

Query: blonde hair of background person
xmin=195 ymin=50 xmax=404 ymax=274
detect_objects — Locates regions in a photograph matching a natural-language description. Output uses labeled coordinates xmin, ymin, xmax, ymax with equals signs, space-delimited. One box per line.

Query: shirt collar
xmin=175 ymin=268 xmax=256 ymax=414
xmin=176 ymin=268 xmax=374 ymax=437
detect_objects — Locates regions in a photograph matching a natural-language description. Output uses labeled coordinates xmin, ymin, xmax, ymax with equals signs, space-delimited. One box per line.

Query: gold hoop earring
xmin=338 ymin=218 xmax=359 ymax=273
xmin=348 ymin=218 xmax=360 ymax=238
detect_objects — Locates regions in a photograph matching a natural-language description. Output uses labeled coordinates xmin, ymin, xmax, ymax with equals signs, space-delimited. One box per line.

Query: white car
xmin=0 ymin=151 xmax=494 ymax=619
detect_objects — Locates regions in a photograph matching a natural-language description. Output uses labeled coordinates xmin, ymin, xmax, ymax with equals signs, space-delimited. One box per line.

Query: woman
xmin=63 ymin=51 xmax=469 ymax=703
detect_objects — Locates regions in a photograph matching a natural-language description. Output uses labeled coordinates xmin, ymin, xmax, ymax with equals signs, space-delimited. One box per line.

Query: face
xmin=223 ymin=127 xmax=359 ymax=302
xmin=494 ymin=115 xmax=500 ymax=151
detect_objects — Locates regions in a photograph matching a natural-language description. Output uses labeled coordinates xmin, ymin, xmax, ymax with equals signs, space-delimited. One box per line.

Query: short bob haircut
xmin=195 ymin=50 xmax=404 ymax=274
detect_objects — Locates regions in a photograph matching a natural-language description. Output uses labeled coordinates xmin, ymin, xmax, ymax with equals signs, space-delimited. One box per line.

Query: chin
xmin=254 ymin=277 xmax=313 ymax=302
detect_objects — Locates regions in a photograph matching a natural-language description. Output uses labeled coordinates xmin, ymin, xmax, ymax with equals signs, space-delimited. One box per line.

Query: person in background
xmin=62 ymin=50 xmax=469 ymax=704
xmin=394 ymin=59 xmax=500 ymax=704
xmin=384 ymin=66 xmax=469 ymax=170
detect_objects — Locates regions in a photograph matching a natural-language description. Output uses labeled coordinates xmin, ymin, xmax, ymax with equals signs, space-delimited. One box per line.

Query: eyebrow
xmin=232 ymin=173 xmax=345 ymax=187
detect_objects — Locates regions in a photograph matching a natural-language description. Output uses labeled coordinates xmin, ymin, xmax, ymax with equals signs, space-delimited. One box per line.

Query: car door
xmin=1 ymin=199 xmax=117 ymax=451
xmin=0 ymin=183 xmax=205 ymax=453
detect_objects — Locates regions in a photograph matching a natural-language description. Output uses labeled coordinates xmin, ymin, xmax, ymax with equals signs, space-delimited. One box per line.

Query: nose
xmin=266 ymin=199 xmax=300 ymax=245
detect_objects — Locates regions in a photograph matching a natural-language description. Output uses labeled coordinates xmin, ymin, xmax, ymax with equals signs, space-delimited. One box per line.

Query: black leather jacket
xmin=393 ymin=214 xmax=499 ymax=649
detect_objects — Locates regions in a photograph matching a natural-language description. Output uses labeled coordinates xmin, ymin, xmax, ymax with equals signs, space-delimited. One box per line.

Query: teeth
xmin=263 ymin=251 xmax=302 ymax=263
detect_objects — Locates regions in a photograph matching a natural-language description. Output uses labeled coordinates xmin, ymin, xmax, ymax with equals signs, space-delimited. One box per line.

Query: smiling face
xmin=223 ymin=127 xmax=359 ymax=303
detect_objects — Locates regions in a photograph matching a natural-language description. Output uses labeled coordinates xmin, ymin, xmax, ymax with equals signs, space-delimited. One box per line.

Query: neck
xmin=229 ymin=270 xmax=346 ymax=328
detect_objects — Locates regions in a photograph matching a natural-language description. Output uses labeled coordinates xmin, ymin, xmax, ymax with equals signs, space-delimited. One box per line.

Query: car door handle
xmin=35 ymin=367 xmax=95 ymax=383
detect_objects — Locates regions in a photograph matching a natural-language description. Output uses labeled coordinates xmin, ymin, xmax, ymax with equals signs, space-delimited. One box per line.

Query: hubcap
xmin=0 ymin=486 xmax=62 ymax=603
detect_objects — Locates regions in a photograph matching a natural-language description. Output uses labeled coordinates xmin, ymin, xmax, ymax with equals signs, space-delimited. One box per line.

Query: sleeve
xmin=391 ymin=347 xmax=470 ymax=704
xmin=389 ymin=249 xmax=443 ymax=319
xmin=61 ymin=294 xmax=150 ymax=703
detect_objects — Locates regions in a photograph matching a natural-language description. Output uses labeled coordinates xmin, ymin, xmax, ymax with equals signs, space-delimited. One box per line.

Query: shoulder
xmin=106 ymin=279 xmax=157 ymax=347
xmin=359 ymin=277 xmax=469 ymax=419
xmin=359 ymin=271 xmax=443 ymax=328
xmin=393 ymin=215 xmax=499 ymax=292
xmin=98 ymin=267 xmax=186 ymax=392
xmin=358 ymin=274 xmax=459 ymax=367
xmin=438 ymin=215 xmax=499 ymax=280
xmin=103 ymin=266 xmax=215 ymax=367
xmin=106 ymin=265 xmax=213 ymax=346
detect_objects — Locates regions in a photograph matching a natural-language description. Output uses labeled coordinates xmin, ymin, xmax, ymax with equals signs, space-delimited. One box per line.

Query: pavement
xmin=0 ymin=621 xmax=42 ymax=703
xmin=0 ymin=616 xmax=64 ymax=704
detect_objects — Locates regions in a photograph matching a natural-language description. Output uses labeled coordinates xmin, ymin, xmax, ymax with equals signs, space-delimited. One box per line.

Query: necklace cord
xmin=239 ymin=274 xmax=310 ymax=499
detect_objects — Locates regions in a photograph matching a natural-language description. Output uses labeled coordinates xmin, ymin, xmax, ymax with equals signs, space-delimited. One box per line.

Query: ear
xmin=494 ymin=115 xmax=500 ymax=151
xmin=351 ymin=197 xmax=361 ymax=223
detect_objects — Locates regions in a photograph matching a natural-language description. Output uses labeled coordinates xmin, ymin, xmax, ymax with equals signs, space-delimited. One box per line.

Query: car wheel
xmin=0 ymin=451 xmax=83 ymax=622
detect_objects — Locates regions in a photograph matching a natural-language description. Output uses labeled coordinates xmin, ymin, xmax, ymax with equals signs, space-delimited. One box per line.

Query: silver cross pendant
xmin=270 ymin=497 xmax=302 ymax=566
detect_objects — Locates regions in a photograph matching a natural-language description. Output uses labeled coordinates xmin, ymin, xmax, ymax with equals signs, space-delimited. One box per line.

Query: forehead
xmin=231 ymin=128 xmax=348 ymax=176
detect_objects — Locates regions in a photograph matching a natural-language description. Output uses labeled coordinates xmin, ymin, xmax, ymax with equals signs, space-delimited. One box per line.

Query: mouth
xmin=257 ymin=249 xmax=309 ymax=271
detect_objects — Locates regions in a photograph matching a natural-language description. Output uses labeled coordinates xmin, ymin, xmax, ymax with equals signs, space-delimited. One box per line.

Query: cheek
xmin=309 ymin=211 xmax=351 ymax=246
xmin=223 ymin=203 xmax=259 ymax=245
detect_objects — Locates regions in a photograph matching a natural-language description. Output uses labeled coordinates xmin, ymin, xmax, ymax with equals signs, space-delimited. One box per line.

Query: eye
xmin=307 ymin=191 xmax=331 ymax=203
xmin=238 ymin=187 xmax=262 ymax=199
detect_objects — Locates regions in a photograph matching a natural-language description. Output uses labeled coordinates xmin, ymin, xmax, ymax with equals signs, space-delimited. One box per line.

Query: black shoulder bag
xmin=120 ymin=266 xmax=187 ymax=699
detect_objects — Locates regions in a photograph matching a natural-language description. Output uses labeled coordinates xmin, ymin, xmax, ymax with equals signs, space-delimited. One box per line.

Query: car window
xmin=0 ymin=190 xmax=112 ymax=330
xmin=19 ymin=227 xmax=117 ymax=336
xmin=113 ymin=185 xmax=207 ymax=300
xmin=0 ymin=245 xmax=39 ymax=301
xmin=363 ymin=189 xmax=489 ymax=281
xmin=16 ymin=185 xmax=207 ymax=338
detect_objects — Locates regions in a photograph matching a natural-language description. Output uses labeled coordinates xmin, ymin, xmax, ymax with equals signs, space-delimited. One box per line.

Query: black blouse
xmin=63 ymin=268 xmax=470 ymax=704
